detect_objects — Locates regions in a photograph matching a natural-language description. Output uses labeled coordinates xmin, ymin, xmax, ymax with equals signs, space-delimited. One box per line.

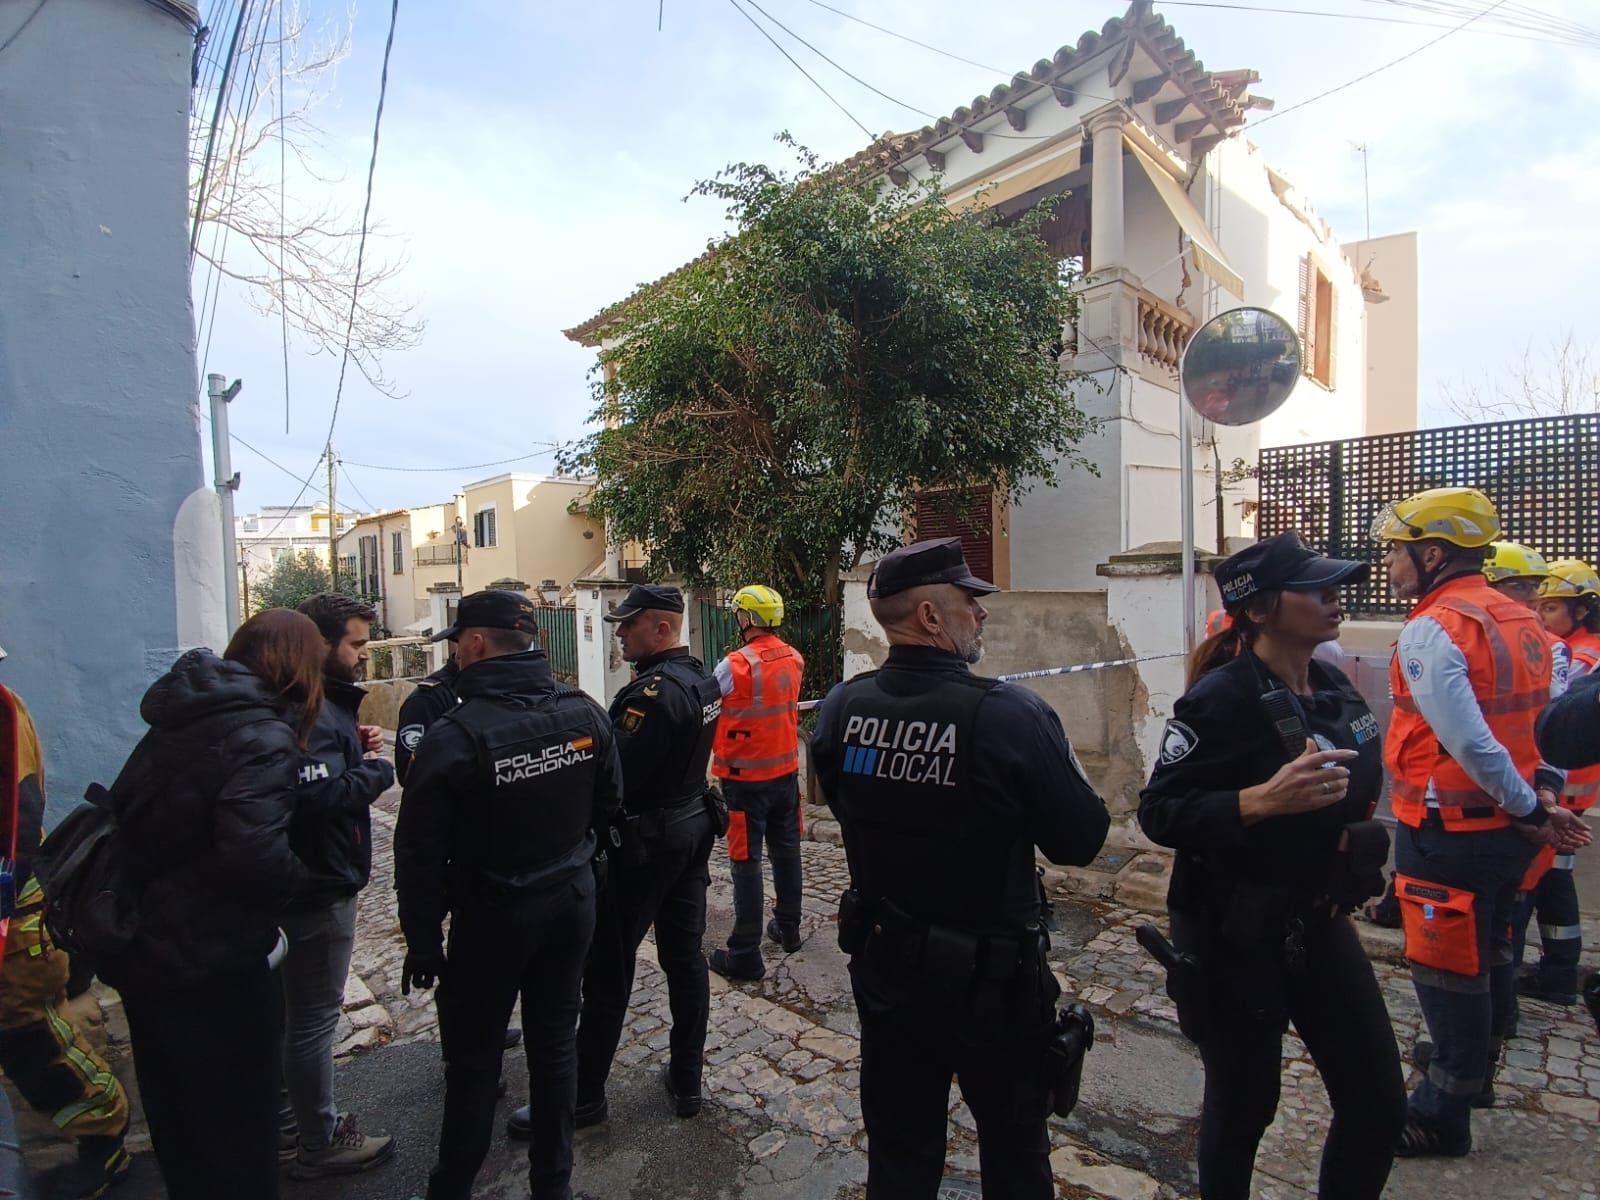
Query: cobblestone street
xmin=12 ymin=782 xmax=1599 ymax=1198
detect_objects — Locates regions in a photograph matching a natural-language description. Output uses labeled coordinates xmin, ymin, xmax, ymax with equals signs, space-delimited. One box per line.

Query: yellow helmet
xmin=1538 ymin=559 xmax=1600 ymax=599
xmin=730 ymin=584 xmax=785 ymax=628
xmin=1371 ymin=487 xmax=1500 ymax=548
xmin=1482 ymin=542 xmax=1550 ymax=583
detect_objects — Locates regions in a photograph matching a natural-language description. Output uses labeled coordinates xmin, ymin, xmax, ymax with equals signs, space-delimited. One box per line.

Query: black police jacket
xmin=285 ymin=677 xmax=395 ymax=913
xmin=1537 ymin=670 xmax=1600 ymax=771
xmin=812 ymin=645 xmax=1110 ymax=932
xmin=1138 ymin=652 xmax=1383 ymax=915
xmin=396 ymin=661 xmax=459 ymax=785
xmin=395 ymin=649 xmax=623 ymax=950
xmin=610 ymin=648 xmax=721 ymax=812
xmin=113 ymin=650 xmax=308 ymax=994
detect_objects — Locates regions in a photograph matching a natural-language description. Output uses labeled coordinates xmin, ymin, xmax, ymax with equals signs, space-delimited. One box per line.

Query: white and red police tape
xmin=795 ymin=651 xmax=1188 ymax=711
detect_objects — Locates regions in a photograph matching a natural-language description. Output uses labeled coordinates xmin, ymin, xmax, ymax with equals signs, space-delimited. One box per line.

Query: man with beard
xmin=281 ymin=594 xmax=397 ymax=1177
xmin=810 ymin=537 xmax=1110 ymax=1198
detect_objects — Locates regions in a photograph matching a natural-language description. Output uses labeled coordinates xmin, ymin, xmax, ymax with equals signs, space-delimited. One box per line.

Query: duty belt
xmin=860 ymin=897 xmax=1045 ymax=987
xmin=627 ymin=793 xmax=710 ymax=839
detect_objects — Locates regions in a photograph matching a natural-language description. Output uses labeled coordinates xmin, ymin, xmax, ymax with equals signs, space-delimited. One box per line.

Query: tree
xmin=250 ymin=550 xmax=361 ymax=615
xmin=1442 ymin=332 xmax=1600 ymax=423
xmin=191 ymin=1 xmax=421 ymax=395
xmin=561 ymin=139 xmax=1095 ymax=607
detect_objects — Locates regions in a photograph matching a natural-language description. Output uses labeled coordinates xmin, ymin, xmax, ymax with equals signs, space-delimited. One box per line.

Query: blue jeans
xmin=723 ymin=774 xmax=803 ymax=959
xmin=1395 ymin=822 xmax=1532 ymax=1134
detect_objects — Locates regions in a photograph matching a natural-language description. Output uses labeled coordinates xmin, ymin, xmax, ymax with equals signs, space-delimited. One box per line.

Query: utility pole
xmin=1351 ymin=142 xmax=1371 ymax=240
xmin=208 ymin=373 xmax=243 ymax=634
xmin=326 ymin=443 xmax=338 ymax=587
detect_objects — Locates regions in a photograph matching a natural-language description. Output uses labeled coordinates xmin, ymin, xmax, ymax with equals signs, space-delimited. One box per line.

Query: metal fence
xmin=363 ymin=637 xmax=431 ymax=681
xmin=699 ymin=600 xmax=844 ymax=703
xmin=530 ymin=604 xmax=579 ymax=683
xmin=1257 ymin=413 xmax=1600 ymax=618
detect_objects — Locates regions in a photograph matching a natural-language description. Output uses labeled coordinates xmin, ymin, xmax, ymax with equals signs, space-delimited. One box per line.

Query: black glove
xmin=401 ymin=945 xmax=446 ymax=995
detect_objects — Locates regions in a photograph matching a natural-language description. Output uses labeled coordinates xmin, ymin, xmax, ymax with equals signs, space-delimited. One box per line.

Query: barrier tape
xmin=795 ymin=650 xmax=1188 ymax=711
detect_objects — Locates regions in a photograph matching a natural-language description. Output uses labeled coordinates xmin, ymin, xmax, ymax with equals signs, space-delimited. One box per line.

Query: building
xmin=335 ymin=503 xmax=453 ymax=635
xmin=0 ymin=0 xmax=218 ymax=818
xmin=237 ymin=503 xmax=358 ymax=613
xmin=566 ymin=1 xmax=1420 ymax=591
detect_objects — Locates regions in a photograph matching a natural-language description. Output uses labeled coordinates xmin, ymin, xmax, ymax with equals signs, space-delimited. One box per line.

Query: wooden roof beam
xmin=1051 ymin=83 xmax=1075 ymax=107
xmin=1174 ymin=118 xmax=1208 ymax=143
xmin=1190 ymin=134 xmax=1224 ymax=157
xmin=1154 ymin=97 xmax=1193 ymax=125
xmin=1005 ymin=105 xmax=1027 ymax=131
xmin=960 ymin=129 xmax=984 ymax=153
xmin=1131 ymin=73 xmax=1169 ymax=104
xmin=924 ymin=148 xmax=946 ymax=172
xmin=887 ymin=166 xmax=911 ymax=189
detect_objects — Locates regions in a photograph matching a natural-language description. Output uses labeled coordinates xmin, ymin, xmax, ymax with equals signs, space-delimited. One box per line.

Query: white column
xmin=573 ymin=578 xmax=635 ymax=706
xmin=1084 ymin=106 xmax=1128 ymax=274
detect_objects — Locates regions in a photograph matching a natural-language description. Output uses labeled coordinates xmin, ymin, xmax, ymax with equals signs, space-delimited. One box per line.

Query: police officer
xmin=811 ymin=538 xmax=1109 ymax=1199
xmin=396 ymin=642 xmax=459 ymax=785
xmin=396 ymin=590 xmax=622 ymax=1200
xmin=508 ymin=584 xmax=722 ymax=1138
xmin=1376 ymin=488 xmax=1590 ymax=1157
xmin=1139 ymin=533 xmax=1404 ymax=1200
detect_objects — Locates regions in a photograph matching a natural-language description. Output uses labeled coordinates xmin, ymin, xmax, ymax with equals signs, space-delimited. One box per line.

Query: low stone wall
xmin=358 ymin=678 xmax=420 ymax=731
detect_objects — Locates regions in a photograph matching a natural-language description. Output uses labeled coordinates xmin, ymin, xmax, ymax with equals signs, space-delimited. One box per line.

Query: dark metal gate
xmin=1257 ymin=413 xmax=1600 ymax=618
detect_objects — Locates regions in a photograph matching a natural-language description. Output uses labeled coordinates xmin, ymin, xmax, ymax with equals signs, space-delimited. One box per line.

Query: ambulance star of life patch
xmin=1159 ymin=720 xmax=1199 ymax=765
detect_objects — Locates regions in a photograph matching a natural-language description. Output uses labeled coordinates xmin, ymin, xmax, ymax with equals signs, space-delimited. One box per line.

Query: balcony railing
xmin=1136 ymin=291 xmax=1194 ymax=372
xmin=414 ymin=543 xmax=463 ymax=568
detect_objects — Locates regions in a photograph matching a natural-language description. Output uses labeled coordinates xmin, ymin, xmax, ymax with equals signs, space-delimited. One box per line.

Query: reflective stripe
xmin=1429 ymin=1062 xmax=1486 ymax=1097
xmin=1553 ymin=855 xmax=1577 ymax=871
xmin=1538 ymin=922 xmax=1582 ymax=941
xmin=1392 ymin=689 xmax=1547 ymax=716
xmin=719 ymin=701 xmax=798 ymax=719
xmin=712 ymin=750 xmax=799 ymax=775
xmin=1412 ymin=963 xmax=1491 ymax=993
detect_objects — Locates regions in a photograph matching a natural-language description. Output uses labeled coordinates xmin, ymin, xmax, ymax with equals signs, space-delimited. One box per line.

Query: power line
xmin=726 ymin=0 xmax=876 ymax=139
xmin=1151 ymin=0 xmax=1599 ymax=46
xmin=1250 ymin=0 xmax=1514 ymax=128
xmin=277 ymin=0 xmax=291 ymax=434
xmin=0 ymin=0 xmax=49 ymax=58
xmin=190 ymin=0 xmax=253 ymax=265
xmin=794 ymin=0 xmax=1007 ymax=75
xmin=339 ymin=462 xmax=378 ymax=512
xmin=341 ymin=444 xmax=569 ymax=473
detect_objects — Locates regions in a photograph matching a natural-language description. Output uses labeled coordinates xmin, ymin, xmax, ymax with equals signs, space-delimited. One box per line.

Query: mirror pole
xmin=1178 ymin=358 xmax=1197 ymax=659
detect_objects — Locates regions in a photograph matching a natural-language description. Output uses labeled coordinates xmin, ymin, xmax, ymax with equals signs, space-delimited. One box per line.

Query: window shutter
xmin=912 ymin=487 xmax=995 ymax=585
xmin=485 ymin=509 xmax=497 ymax=547
xmin=1297 ymin=253 xmax=1315 ymax=379
xmin=1326 ymin=287 xmax=1338 ymax=392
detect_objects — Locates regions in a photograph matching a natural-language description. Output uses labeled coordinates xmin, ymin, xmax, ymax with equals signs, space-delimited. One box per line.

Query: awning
xmin=945 ymin=138 xmax=1083 ymax=213
xmin=1124 ymin=136 xmax=1244 ymax=298
xmin=399 ymin=616 xmax=433 ymax=636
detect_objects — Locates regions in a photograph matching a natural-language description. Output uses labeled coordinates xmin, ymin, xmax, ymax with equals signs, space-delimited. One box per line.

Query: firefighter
xmin=708 ymin=585 xmax=805 ymax=982
xmin=1376 ymin=488 xmax=1590 ymax=1157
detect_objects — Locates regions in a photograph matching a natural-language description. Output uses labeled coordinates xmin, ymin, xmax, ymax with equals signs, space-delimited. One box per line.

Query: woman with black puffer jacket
xmin=108 ymin=608 xmax=319 ymax=1200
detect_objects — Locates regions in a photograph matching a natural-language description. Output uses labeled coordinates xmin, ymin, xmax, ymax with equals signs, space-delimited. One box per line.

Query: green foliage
xmin=560 ymin=138 xmax=1096 ymax=605
xmin=251 ymin=550 xmax=362 ymax=615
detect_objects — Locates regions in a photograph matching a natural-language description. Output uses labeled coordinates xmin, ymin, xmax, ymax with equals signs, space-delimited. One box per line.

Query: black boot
xmin=1585 ymin=972 xmax=1600 ymax=1033
xmin=47 ymin=1135 xmax=130 ymax=1199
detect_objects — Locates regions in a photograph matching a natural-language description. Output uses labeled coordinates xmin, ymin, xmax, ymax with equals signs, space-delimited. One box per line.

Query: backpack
xmin=34 ymin=743 xmax=156 ymax=975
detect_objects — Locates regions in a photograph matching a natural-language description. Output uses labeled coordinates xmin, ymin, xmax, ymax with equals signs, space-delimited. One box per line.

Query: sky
xmin=200 ymin=0 xmax=1600 ymax=516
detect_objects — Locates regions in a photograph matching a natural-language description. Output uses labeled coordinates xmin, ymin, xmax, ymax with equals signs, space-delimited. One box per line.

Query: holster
xmin=1136 ymin=923 xmax=1209 ymax=1043
xmin=837 ymin=889 xmax=870 ymax=955
xmin=703 ymin=786 xmax=730 ymax=838
xmin=1331 ymin=819 xmax=1390 ymax=911
xmin=1046 ymin=1003 xmax=1096 ymax=1118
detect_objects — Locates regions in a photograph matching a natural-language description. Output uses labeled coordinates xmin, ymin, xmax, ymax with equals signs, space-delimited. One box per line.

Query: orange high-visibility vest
xmin=1205 ymin=609 xmax=1227 ymax=638
xmin=1557 ymin=629 xmax=1600 ymax=810
xmin=1387 ymin=576 xmax=1549 ymax=833
xmin=712 ymin=634 xmax=805 ymax=782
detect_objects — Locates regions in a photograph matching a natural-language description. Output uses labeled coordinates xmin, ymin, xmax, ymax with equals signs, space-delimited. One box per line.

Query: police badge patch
xmin=1159 ymin=720 xmax=1199 ymax=765
xmin=399 ymin=724 xmax=425 ymax=752
xmin=622 ymin=707 xmax=646 ymax=733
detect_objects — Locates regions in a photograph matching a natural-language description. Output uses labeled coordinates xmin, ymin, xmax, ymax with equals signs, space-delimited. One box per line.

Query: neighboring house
xmin=408 ymin=474 xmax=607 ymax=635
xmin=566 ymin=0 xmax=1421 ymax=590
xmin=334 ymin=503 xmax=454 ymax=635
xmin=237 ymin=503 xmax=358 ymax=612
xmin=1 ymin=0 xmax=219 ymax=818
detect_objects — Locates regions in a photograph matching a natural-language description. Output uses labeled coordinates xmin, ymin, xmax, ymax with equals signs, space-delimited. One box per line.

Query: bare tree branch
xmin=1441 ymin=331 xmax=1600 ymax=423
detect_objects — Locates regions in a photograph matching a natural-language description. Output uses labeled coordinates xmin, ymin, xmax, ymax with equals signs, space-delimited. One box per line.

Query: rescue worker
xmin=1477 ymin=543 xmax=1569 ymax=1035
xmin=1376 ymin=488 xmax=1590 ymax=1157
xmin=1518 ymin=557 xmax=1600 ymax=1005
xmin=1139 ymin=533 xmax=1404 ymax=1200
xmin=509 ymin=584 xmax=722 ymax=1138
xmin=396 ymin=642 xmax=460 ymax=785
xmin=396 ymin=590 xmax=622 ymax=1200
xmin=709 ymin=585 xmax=805 ymax=982
xmin=811 ymin=538 xmax=1110 ymax=1198
xmin=0 ymin=642 xmax=131 ymax=1198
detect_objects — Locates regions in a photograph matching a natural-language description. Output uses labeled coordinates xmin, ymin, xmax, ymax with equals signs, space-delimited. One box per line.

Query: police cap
xmin=1215 ymin=532 xmax=1368 ymax=612
xmin=868 ymin=537 xmax=1000 ymax=599
xmin=431 ymin=589 xmax=539 ymax=642
xmin=603 ymin=583 xmax=686 ymax=622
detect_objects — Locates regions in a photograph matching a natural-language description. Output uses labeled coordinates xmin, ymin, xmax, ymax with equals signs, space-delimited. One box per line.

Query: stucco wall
xmin=0 ymin=0 xmax=206 ymax=820
xmin=511 ymin=480 xmax=604 ymax=590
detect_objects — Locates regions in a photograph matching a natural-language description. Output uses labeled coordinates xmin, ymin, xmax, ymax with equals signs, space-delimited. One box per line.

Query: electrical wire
xmin=339 ymin=462 xmax=378 ymax=512
xmin=1251 ymin=0 xmax=1514 ymax=128
xmin=793 ymin=0 xmax=1007 ymax=74
xmin=1151 ymin=0 xmax=1599 ymax=47
xmin=341 ymin=444 xmax=569 ymax=473
xmin=726 ymin=0 xmax=876 ymax=139
xmin=277 ymin=0 xmax=291 ymax=434
xmin=0 ymin=0 xmax=49 ymax=57
xmin=190 ymin=0 xmax=253 ymax=265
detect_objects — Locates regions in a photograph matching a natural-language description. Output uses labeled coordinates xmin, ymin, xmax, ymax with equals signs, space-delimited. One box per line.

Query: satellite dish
xmin=1179 ymin=307 xmax=1302 ymax=427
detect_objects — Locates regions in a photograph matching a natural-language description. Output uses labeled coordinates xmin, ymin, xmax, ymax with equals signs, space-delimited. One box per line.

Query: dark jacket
xmin=396 ymin=650 xmax=622 ymax=950
xmin=114 ymin=649 xmax=308 ymax=994
xmin=1138 ymin=653 xmax=1383 ymax=916
xmin=396 ymin=661 xmax=459 ymax=785
xmin=286 ymin=677 xmax=395 ymax=912
xmin=1537 ymin=670 xmax=1600 ymax=770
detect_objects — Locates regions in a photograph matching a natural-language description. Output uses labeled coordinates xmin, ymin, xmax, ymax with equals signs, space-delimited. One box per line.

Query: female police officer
xmin=1138 ymin=533 xmax=1405 ymax=1200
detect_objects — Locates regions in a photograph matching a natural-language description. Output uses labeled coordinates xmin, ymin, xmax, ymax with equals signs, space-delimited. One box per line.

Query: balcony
xmin=414 ymin=543 xmax=463 ymax=568
xmin=1067 ymin=269 xmax=1196 ymax=379
xmin=1135 ymin=290 xmax=1195 ymax=372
